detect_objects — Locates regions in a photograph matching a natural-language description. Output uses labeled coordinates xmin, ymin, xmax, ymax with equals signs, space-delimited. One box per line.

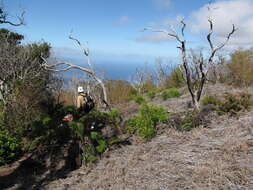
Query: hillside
xmin=1 ymin=84 xmax=253 ymax=190
xmin=45 ymin=111 xmax=253 ymax=190
xmin=42 ymin=85 xmax=253 ymax=190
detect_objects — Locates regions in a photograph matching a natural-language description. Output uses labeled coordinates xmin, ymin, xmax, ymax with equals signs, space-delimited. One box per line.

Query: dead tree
xmin=131 ymin=63 xmax=154 ymax=94
xmin=42 ymin=35 xmax=109 ymax=108
xmin=144 ymin=19 xmax=236 ymax=110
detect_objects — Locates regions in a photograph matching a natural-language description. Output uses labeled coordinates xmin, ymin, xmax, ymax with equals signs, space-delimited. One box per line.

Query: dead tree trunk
xmin=144 ymin=18 xmax=236 ymax=110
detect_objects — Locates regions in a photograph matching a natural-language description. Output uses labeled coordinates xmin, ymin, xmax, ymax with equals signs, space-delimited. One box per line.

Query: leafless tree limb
xmin=41 ymin=36 xmax=110 ymax=108
xmin=0 ymin=7 xmax=25 ymax=26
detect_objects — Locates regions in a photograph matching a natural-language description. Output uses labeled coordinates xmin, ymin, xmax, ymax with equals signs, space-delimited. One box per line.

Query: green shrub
xmin=147 ymin=91 xmax=156 ymax=100
xmin=139 ymin=104 xmax=168 ymax=125
xmin=161 ymin=88 xmax=181 ymax=100
xmin=133 ymin=95 xmax=146 ymax=105
xmin=127 ymin=103 xmax=169 ymax=141
xmin=0 ymin=130 xmax=21 ymax=165
xmin=90 ymin=132 xmax=108 ymax=153
xmin=108 ymin=109 xmax=120 ymax=123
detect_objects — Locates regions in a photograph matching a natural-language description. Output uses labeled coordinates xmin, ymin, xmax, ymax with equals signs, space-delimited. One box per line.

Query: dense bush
xmin=127 ymin=104 xmax=169 ymax=140
xmin=161 ymin=88 xmax=181 ymax=100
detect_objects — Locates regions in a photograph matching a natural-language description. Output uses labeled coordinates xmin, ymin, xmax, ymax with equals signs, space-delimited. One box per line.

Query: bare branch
xmin=0 ymin=8 xmax=25 ymax=26
xmin=208 ymin=23 xmax=236 ymax=64
xmin=143 ymin=27 xmax=183 ymax=43
xmin=215 ymin=24 xmax=236 ymax=51
xmin=69 ymin=34 xmax=89 ymax=56
xmin=180 ymin=19 xmax=186 ymax=37
xmin=207 ymin=19 xmax=214 ymax=50
xmin=41 ymin=54 xmax=109 ymax=108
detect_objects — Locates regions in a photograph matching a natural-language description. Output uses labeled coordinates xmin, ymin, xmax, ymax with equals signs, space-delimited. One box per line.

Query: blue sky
xmin=3 ymin=0 xmax=253 ymax=79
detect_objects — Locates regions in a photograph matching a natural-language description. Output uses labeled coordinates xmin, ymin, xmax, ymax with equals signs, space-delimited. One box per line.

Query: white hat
xmin=78 ymin=86 xmax=84 ymax=93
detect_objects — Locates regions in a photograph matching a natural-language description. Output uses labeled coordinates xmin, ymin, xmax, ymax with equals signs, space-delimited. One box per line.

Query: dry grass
xmin=2 ymin=83 xmax=251 ymax=190
xmin=44 ymin=108 xmax=253 ymax=190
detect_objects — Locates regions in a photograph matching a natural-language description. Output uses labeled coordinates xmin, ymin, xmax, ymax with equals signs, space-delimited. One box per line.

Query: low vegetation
xmin=127 ymin=103 xmax=169 ymax=140
xmin=161 ymin=88 xmax=181 ymax=100
xmin=201 ymin=92 xmax=253 ymax=115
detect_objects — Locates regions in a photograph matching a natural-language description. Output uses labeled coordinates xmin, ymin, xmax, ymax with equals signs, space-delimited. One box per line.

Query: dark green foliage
xmin=68 ymin=109 xmax=121 ymax=164
xmin=127 ymin=104 xmax=169 ymax=141
xmin=0 ymin=28 xmax=24 ymax=45
xmin=0 ymin=112 xmax=21 ymax=164
xmin=0 ymin=130 xmax=21 ymax=165
xmin=79 ymin=109 xmax=117 ymax=130
xmin=161 ymin=88 xmax=181 ymax=100
xmin=147 ymin=91 xmax=156 ymax=100
xmin=90 ymin=132 xmax=108 ymax=153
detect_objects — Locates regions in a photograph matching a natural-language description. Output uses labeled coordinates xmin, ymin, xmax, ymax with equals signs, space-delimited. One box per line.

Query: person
xmin=77 ymin=86 xmax=95 ymax=115
xmin=77 ymin=86 xmax=86 ymax=109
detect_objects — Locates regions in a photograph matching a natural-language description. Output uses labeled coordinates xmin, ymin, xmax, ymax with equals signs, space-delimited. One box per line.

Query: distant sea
xmin=59 ymin=58 xmax=156 ymax=81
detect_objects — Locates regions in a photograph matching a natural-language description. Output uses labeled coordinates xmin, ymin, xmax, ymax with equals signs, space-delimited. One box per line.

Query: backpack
xmin=83 ymin=93 xmax=95 ymax=113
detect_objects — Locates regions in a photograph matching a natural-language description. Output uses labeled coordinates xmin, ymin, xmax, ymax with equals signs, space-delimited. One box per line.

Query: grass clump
xmin=133 ymin=95 xmax=146 ymax=105
xmin=147 ymin=91 xmax=156 ymax=100
xmin=169 ymin=110 xmax=207 ymax=131
xmin=161 ymin=88 xmax=181 ymax=100
xmin=127 ymin=103 xmax=169 ymax=141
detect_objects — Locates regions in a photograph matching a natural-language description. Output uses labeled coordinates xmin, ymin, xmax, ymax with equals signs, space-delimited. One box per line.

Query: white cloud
xmin=116 ymin=16 xmax=131 ymax=25
xmin=190 ymin=0 xmax=253 ymax=48
xmin=153 ymin=0 xmax=172 ymax=9
xmin=135 ymin=32 xmax=172 ymax=43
